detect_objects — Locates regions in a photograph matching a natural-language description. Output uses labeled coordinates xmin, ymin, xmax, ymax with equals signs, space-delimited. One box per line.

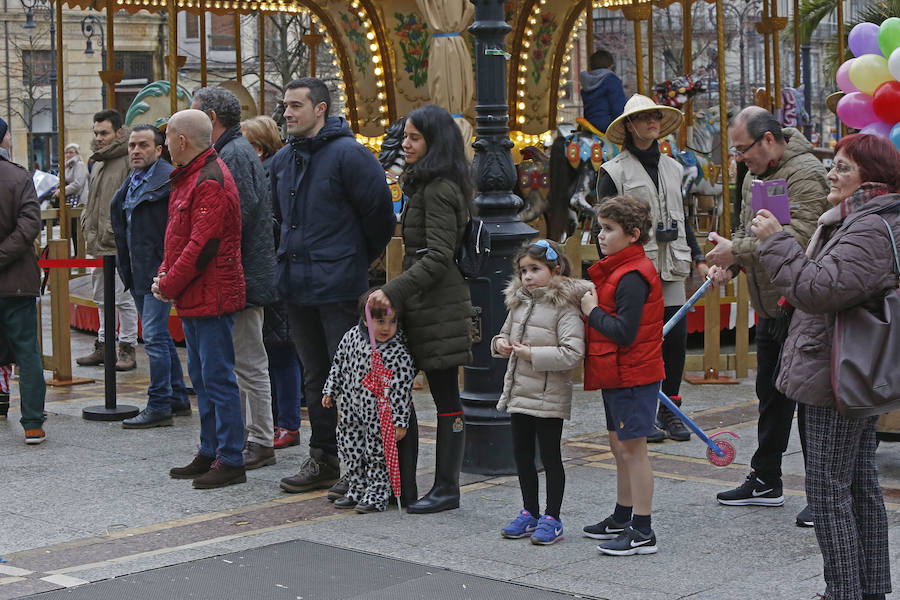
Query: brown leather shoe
xmin=115 ymin=342 xmax=137 ymax=371
xmin=76 ymin=340 xmax=104 ymax=366
xmin=193 ymin=460 xmax=247 ymax=489
xmin=170 ymin=454 xmax=215 ymax=479
xmin=242 ymin=441 xmax=276 ymax=470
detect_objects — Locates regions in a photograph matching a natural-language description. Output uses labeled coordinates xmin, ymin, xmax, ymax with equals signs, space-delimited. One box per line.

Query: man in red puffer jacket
xmin=152 ymin=109 xmax=247 ymax=490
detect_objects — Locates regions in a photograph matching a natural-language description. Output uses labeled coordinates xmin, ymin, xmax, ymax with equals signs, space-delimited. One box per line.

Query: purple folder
xmin=750 ymin=179 xmax=791 ymax=225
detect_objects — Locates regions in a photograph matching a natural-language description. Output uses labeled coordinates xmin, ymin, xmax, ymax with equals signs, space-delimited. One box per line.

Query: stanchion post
xmin=82 ymin=255 xmax=139 ymax=420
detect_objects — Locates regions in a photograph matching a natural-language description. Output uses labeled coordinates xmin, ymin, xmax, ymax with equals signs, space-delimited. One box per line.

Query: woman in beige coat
xmin=492 ymin=240 xmax=591 ymax=545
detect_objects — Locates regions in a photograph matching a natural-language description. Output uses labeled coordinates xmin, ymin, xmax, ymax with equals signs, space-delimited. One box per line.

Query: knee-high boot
xmin=407 ymin=412 xmax=464 ymax=514
xmin=397 ymin=404 xmax=419 ymax=507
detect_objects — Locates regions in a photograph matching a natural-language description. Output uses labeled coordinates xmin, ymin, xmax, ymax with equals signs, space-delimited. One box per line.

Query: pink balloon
xmin=849 ymin=22 xmax=883 ymax=57
xmin=836 ymin=92 xmax=878 ymax=129
xmin=836 ymin=59 xmax=859 ymax=93
xmin=860 ymin=119 xmax=893 ymax=137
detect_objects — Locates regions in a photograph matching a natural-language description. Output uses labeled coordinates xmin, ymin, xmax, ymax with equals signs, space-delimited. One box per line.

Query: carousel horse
xmin=780 ymin=86 xmax=811 ymax=129
xmin=516 ymin=145 xmax=551 ymax=225
xmin=377 ymin=117 xmax=407 ymax=219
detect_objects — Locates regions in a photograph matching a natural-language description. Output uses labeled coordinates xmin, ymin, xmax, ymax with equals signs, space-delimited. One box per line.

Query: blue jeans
xmin=182 ymin=314 xmax=244 ymax=467
xmin=269 ymin=345 xmax=302 ymax=431
xmin=133 ymin=293 xmax=189 ymax=413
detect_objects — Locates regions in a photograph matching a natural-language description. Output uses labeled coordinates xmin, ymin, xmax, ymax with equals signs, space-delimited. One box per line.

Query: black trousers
xmin=511 ymin=413 xmax=565 ymax=520
xmin=423 ymin=366 xmax=462 ymax=414
xmin=751 ymin=317 xmax=806 ymax=482
xmin=287 ymin=301 xmax=358 ymax=458
xmin=661 ymin=304 xmax=688 ymax=398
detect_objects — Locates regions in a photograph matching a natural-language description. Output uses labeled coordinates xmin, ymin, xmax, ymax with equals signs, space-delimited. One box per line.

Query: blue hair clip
xmin=534 ymin=239 xmax=558 ymax=260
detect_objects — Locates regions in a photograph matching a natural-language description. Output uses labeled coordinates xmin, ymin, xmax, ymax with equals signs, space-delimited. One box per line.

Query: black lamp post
xmin=81 ymin=15 xmax=107 ymax=109
xmin=461 ymin=0 xmax=536 ymax=475
xmin=21 ymin=0 xmax=57 ymax=170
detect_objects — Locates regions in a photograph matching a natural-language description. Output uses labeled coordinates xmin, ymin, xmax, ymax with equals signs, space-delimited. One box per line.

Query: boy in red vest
xmin=580 ymin=195 xmax=665 ymax=556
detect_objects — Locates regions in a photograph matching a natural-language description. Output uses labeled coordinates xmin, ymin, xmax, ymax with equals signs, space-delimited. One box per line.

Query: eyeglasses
xmin=629 ymin=110 xmax=663 ymax=123
xmin=729 ymin=134 xmax=765 ymax=157
xmin=829 ymin=160 xmax=858 ymax=175
xmin=534 ymin=239 xmax=558 ymax=260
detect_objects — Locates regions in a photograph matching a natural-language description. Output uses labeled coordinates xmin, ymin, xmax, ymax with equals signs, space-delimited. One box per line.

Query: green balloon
xmin=879 ymin=17 xmax=900 ymax=57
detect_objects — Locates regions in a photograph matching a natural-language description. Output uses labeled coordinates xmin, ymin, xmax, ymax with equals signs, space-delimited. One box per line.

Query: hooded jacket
xmin=157 ymin=147 xmax=245 ymax=318
xmin=580 ymin=68 xmax=627 ymax=134
xmin=82 ymin=128 xmax=131 ymax=256
xmin=492 ymin=276 xmax=592 ymax=420
xmin=269 ymin=117 xmax=394 ymax=306
xmin=64 ymin=154 xmax=89 ymax=205
xmin=0 ymin=153 xmax=41 ymax=298
xmin=381 ymin=177 xmax=472 ymax=371
xmin=757 ymin=190 xmax=900 ymax=409
xmin=731 ymin=128 xmax=829 ymax=318
xmin=215 ymin=125 xmax=276 ymax=307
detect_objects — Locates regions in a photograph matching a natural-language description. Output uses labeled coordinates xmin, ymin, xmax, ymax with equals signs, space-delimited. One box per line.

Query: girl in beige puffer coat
xmin=492 ymin=240 xmax=592 ymax=545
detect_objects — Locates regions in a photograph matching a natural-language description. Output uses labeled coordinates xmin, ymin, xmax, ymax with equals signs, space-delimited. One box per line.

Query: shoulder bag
xmin=832 ymin=216 xmax=900 ymax=419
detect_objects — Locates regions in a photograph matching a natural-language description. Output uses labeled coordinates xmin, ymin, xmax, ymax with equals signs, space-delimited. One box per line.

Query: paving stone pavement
xmin=0 ymin=326 xmax=898 ymax=599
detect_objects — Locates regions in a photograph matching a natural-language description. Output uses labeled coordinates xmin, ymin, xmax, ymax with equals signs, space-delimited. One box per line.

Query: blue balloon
xmin=891 ymin=122 xmax=900 ymax=153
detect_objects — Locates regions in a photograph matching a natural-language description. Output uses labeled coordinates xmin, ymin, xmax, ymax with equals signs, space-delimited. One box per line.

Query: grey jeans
xmin=235 ymin=306 xmax=274 ymax=447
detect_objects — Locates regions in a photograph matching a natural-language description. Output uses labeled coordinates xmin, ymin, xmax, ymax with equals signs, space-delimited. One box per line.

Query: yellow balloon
xmin=848 ymin=54 xmax=893 ymax=95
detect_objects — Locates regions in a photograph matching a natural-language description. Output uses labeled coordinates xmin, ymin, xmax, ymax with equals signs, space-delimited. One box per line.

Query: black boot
xmin=407 ymin=413 xmax=464 ymax=514
xmin=397 ymin=405 xmax=419 ymax=507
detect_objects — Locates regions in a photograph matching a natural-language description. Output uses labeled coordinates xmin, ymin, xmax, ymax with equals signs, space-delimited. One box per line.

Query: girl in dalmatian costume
xmin=323 ymin=294 xmax=417 ymax=513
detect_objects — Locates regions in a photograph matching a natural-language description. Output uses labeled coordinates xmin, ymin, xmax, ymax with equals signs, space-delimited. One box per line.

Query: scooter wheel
xmin=707 ymin=439 xmax=735 ymax=466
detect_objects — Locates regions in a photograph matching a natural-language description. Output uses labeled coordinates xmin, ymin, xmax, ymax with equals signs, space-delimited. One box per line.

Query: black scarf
xmin=213 ymin=124 xmax=242 ymax=153
xmin=626 ymin=140 xmax=661 ymax=190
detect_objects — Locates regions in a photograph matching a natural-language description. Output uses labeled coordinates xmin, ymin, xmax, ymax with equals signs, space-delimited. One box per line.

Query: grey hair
xmin=192 ymin=86 xmax=242 ymax=128
xmin=731 ymin=106 xmax=784 ymax=144
xmin=64 ymin=142 xmax=80 ymax=153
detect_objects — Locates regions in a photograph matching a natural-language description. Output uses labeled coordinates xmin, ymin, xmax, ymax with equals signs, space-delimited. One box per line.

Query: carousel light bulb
xmin=366 ymin=31 xmax=375 ymax=40
xmin=376 ymin=80 xmax=384 ymax=88
xmin=518 ymin=77 xmax=526 ymax=85
xmin=529 ymin=17 xmax=536 ymax=25
xmin=377 ymin=92 xmax=385 ymax=100
xmin=560 ymin=79 xmax=567 ymax=86
xmin=372 ymin=55 xmax=381 ymax=64
xmin=518 ymin=89 xmax=525 ymax=97
xmin=523 ymin=41 xmax=530 ymax=48
xmin=380 ymin=119 xmax=389 ymax=126
xmin=338 ymin=82 xmax=345 ymax=90
xmin=374 ymin=67 xmax=383 ymax=76
xmin=517 ymin=101 xmax=525 ymax=109
xmin=369 ymin=43 xmax=378 ymax=52
xmin=350 ymin=0 xmax=358 ymax=7
xmin=518 ymin=115 xmax=526 ymax=124
xmin=339 ymin=95 xmax=346 ymax=103
xmin=379 ymin=105 xmax=387 ymax=113
xmin=519 ymin=64 xmax=526 ymax=72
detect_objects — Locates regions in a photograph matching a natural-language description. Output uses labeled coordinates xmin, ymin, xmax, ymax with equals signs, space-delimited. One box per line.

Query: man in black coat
xmin=270 ymin=77 xmax=395 ymax=494
xmin=111 ymin=125 xmax=191 ymax=429
xmin=0 ymin=117 xmax=47 ymax=444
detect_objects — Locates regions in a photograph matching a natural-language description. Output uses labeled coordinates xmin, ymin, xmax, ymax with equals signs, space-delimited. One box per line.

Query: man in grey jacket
xmin=192 ymin=87 xmax=277 ymax=469
xmin=707 ymin=106 xmax=829 ymax=525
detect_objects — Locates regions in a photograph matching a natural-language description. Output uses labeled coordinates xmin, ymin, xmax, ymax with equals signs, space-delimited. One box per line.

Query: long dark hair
xmin=404 ymin=104 xmax=473 ymax=203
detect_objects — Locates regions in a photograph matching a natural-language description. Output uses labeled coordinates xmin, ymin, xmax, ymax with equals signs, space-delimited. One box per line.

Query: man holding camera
xmin=594 ymin=95 xmax=709 ymax=444
xmin=706 ymin=106 xmax=828 ymax=525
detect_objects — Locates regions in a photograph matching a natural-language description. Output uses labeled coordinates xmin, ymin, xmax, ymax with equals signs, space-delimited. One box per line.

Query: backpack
xmin=456 ymin=216 xmax=491 ymax=278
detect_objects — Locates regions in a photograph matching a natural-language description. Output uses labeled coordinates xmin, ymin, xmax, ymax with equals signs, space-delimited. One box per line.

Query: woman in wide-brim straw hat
xmin=591 ymin=93 xmax=708 ymax=445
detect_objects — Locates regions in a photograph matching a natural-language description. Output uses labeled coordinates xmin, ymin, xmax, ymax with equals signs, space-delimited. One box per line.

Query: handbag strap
xmin=880 ymin=217 xmax=900 ymax=277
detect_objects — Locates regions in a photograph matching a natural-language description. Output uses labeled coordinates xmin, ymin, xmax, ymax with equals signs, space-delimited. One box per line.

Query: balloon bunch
xmin=835 ymin=18 xmax=900 ymax=151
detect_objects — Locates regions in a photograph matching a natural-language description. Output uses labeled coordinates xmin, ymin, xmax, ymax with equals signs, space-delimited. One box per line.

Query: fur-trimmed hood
xmin=504 ymin=275 xmax=593 ymax=310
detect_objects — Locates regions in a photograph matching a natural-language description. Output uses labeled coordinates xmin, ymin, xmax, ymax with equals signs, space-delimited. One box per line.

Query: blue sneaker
xmin=530 ymin=515 xmax=564 ymax=545
xmin=501 ymin=509 xmax=540 ymax=539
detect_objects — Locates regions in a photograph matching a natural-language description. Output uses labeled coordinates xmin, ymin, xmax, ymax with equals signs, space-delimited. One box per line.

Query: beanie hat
xmin=0 ymin=117 xmax=8 ymax=141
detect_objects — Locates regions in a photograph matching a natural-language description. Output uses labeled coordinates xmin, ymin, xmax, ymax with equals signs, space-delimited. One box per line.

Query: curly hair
xmin=192 ymin=86 xmax=242 ymax=128
xmin=595 ymin=196 xmax=653 ymax=244
xmin=512 ymin=239 xmax=571 ymax=276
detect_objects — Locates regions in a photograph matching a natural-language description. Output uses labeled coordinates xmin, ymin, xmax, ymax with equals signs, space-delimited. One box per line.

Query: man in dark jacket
xmin=271 ymin=77 xmax=395 ymax=494
xmin=192 ymin=86 xmax=278 ymax=470
xmin=707 ymin=106 xmax=829 ymax=525
xmin=158 ymin=109 xmax=246 ymax=490
xmin=580 ymin=48 xmax=627 ymax=134
xmin=0 ymin=117 xmax=47 ymax=444
xmin=111 ymin=125 xmax=191 ymax=429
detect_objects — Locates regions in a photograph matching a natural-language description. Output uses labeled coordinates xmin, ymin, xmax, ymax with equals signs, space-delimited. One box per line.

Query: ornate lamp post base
xmin=461 ymin=0 xmax=536 ymax=475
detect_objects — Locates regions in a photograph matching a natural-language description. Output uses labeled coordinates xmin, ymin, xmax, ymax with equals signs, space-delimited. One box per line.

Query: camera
xmin=656 ymin=220 xmax=679 ymax=243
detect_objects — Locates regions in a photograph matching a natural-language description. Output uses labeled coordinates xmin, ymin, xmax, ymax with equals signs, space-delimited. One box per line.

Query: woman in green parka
xmin=368 ymin=104 xmax=473 ymax=514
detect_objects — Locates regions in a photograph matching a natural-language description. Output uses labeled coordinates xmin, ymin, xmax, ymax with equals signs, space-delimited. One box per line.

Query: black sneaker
xmin=796 ymin=505 xmax=814 ymax=527
xmin=716 ymin=472 xmax=785 ymax=506
xmin=327 ymin=474 xmax=350 ymax=501
xmin=583 ymin=515 xmax=629 ymax=540
xmin=646 ymin=427 xmax=666 ymax=443
xmin=597 ymin=526 xmax=658 ymax=556
xmin=658 ymin=403 xmax=691 ymax=442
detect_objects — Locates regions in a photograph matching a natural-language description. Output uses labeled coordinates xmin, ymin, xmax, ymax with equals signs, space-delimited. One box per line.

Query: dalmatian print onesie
xmin=323 ymin=324 xmax=416 ymax=511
